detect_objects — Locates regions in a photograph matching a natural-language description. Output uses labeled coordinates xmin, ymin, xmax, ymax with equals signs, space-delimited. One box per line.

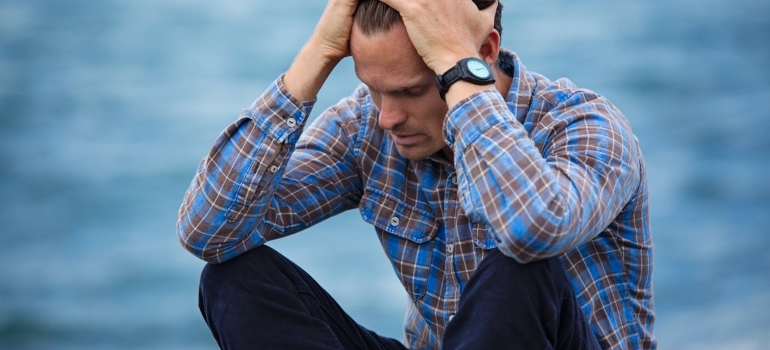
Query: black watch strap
xmin=435 ymin=58 xmax=496 ymax=101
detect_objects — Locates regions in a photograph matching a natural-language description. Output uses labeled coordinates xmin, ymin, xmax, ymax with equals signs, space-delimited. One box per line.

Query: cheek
xmin=414 ymin=95 xmax=448 ymax=128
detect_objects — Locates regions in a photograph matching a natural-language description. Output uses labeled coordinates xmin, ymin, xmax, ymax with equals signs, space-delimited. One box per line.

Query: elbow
xmin=176 ymin=211 xmax=260 ymax=264
xmin=176 ymin=212 xmax=225 ymax=264
xmin=497 ymin=199 xmax=581 ymax=263
xmin=177 ymin=232 xmax=205 ymax=260
xmin=178 ymin=236 xmax=224 ymax=264
xmin=498 ymin=234 xmax=565 ymax=264
xmin=177 ymin=231 xmax=226 ymax=264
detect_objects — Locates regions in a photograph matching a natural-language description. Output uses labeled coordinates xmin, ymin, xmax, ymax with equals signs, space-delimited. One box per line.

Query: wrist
xmin=431 ymin=50 xmax=481 ymax=75
xmin=284 ymin=42 xmax=341 ymax=101
xmin=436 ymin=57 xmax=495 ymax=101
xmin=307 ymin=33 xmax=349 ymax=65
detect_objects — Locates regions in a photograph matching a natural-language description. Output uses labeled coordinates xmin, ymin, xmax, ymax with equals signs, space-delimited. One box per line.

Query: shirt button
xmin=447 ymin=243 xmax=454 ymax=254
xmin=451 ymin=175 xmax=458 ymax=186
xmin=269 ymin=165 xmax=279 ymax=173
xmin=286 ymin=118 xmax=297 ymax=128
xmin=389 ymin=216 xmax=400 ymax=226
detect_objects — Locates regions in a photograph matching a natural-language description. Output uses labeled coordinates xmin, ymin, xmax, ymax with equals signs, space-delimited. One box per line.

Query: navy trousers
xmin=198 ymin=245 xmax=601 ymax=349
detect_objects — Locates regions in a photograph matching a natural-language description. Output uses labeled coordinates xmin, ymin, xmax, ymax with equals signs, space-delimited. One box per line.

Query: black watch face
xmin=466 ymin=59 xmax=491 ymax=79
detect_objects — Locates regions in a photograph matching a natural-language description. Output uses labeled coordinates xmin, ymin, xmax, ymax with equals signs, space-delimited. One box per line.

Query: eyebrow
xmin=355 ymin=71 xmax=432 ymax=94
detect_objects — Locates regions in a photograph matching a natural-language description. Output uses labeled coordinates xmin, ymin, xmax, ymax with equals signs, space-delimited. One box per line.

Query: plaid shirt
xmin=177 ymin=50 xmax=655 ymax=349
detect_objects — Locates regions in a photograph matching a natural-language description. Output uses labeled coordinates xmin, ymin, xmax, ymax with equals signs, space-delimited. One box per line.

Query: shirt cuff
xmin=245 ymin=74 xmax=317 ymax=144
xmin=443 ymin=90 xmax=511 ymax=151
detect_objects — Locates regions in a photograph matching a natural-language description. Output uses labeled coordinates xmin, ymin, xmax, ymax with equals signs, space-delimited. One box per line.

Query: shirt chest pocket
xmin=359 ymin=190 xmax=438 ymax=301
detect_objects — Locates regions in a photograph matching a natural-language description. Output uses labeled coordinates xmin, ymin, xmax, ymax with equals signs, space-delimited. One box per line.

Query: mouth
xmin=391 ymin=133 xmax=422 ymax=146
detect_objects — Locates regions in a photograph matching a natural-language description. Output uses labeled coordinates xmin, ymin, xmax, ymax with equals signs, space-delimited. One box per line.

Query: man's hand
xmin=378 ymin=0 xmax=498 ymax=75
xmin=284 ymin=0 xmax=358 ymax=101
xmin=310 ymin=0 xmax=358 ymax=62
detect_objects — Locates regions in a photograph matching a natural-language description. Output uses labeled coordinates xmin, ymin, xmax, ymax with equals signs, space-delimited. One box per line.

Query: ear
xmin=478 ymin=29 xmax=501 ymax=66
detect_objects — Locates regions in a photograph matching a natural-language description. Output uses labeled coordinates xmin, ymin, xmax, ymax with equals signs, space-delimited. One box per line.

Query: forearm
xmin=177 ymin=0 xmax=360 ymax=262
xmin=284 ymin=0 xmax=356 ymax=100
xmin=447 ymin=91 xmax=639 ymax=262
xmin=283 ymin=42 xmax=341 ymax=101
xmin=177 ymin=78 xmax=313 ymax=263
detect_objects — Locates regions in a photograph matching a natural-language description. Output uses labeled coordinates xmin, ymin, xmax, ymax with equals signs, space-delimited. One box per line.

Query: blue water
xmin=0 ymin=0 xmax=768 ymax=349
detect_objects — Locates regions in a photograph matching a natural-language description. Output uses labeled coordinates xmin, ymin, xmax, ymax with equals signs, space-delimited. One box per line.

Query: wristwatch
xmin=435 ymin=57 xmax=496 ymax=101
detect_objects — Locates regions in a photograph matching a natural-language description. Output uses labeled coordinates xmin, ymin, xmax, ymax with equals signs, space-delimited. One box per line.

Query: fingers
xmin=377 ymin=0 xmax=406 ymax=13
xmin=374 ymin=0 xmax=499 ymax=73
xmin=311 ymin=0 xmax=359 ymax=60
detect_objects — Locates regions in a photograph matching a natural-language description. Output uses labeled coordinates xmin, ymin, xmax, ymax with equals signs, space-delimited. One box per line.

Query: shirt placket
xmin=443 ymin=171 xmax=461 ymax=324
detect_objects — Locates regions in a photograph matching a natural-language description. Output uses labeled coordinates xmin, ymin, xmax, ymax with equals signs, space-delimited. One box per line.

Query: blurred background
xmin=1 ymin=0 xmax=768 ymax=348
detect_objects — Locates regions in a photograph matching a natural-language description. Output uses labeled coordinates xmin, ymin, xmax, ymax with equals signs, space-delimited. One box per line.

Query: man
xmin=177 ymin=0 xmax=655 ymax=349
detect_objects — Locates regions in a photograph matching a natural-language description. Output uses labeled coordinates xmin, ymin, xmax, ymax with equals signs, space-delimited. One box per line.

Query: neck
xmin=493 ymin=64 xmax=513 ymax=99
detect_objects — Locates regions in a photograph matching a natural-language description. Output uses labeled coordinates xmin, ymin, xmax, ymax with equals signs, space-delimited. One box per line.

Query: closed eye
xmin=396 ymin=85 xmax=428 ymax=97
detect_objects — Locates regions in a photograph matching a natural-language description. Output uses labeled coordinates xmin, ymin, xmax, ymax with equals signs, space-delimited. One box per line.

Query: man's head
xmin=350 ymin=0 xmax=504 ymax=161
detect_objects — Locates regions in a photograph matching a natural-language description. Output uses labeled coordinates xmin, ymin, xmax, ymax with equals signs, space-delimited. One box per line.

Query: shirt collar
xmin=497 ymin=49 xmax=536 ymax=125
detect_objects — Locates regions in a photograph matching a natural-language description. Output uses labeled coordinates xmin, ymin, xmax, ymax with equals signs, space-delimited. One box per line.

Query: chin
xmin=395 ymin=145 xmax=436 ymax=161
xmin=400 ymin=154 xmax=430 ymax=161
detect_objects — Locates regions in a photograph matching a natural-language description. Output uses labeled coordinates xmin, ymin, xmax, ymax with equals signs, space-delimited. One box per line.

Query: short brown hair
xmin=354 ymin=0 xmax=503 ymax=37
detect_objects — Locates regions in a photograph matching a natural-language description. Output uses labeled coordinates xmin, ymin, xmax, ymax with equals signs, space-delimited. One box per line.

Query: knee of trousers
xmin=199 ymin=245 xmax=289 ymax=297
xmin=473 ymin=249 xmax=572 ymax=295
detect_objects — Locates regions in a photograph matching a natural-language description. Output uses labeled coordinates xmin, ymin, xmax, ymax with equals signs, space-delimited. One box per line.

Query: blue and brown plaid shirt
xmin=177 ymin=49 xmax=655 ymax=349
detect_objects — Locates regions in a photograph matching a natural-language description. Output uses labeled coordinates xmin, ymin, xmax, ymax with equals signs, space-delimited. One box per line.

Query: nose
xmin=377 ymin=96 xmax=407 ymax=130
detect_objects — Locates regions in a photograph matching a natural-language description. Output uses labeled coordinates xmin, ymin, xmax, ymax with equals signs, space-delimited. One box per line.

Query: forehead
xmin=350 ymin=23 xmax=434 ymax=92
